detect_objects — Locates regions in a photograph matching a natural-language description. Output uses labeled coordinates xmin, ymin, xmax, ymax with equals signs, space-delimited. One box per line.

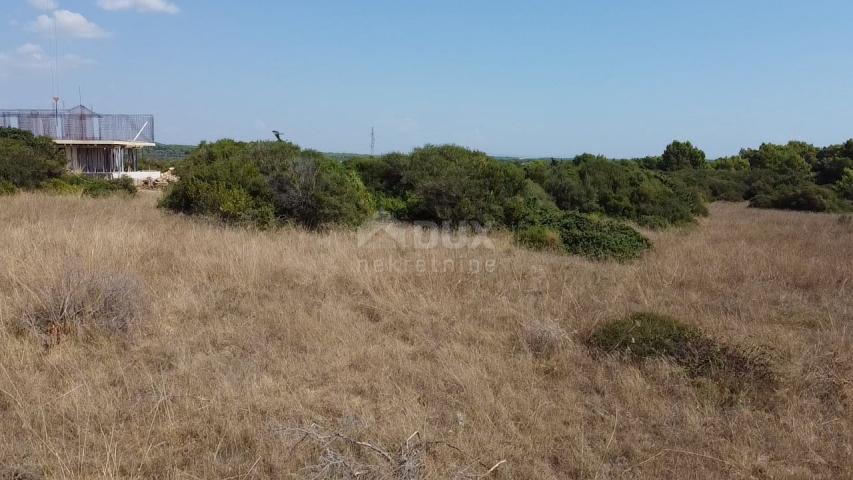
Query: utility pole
xmin=53 ymin=96 xmax=60 ymax=139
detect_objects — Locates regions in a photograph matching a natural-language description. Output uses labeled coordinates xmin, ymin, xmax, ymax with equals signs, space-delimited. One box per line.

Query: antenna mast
xmin=370 ymin=127 xmax=375 ymax=156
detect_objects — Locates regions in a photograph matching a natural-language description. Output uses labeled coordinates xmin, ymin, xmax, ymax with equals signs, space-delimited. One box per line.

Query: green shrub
xmin=711 ymin=156 xmax=750 ymax=171
xmin=668 ymin=169 xmax=749 ymax=202
xmin=749 ymin=183 xmax=846 ymax=212
xmin=514 ymin=203 xmax=651 ymax=261
xmin=80 ymin=177 xmax=137 ymax=198
xmin=40 ymin=178 xmax=84 ymax=196
xmin=269 ymin=157 xmax=374 ymax=228
xmin=374 ymin=194 xmax=409 ymax=217
xmin=525 ymin=156 xmax=702 ymax=228
xmin=741 ymin=142 xmax=812 ymax=175
xmin=587 ymin=312 xmax=703 ymax=360
xmin=558 ymin=211 xmax=652 ymax=261
xmin=402 ymin=145 xmax=526 ymax=225
xmin=837 ymin=168 xmax=853 ymax=201
xmin=162 ymin=140 xmax=374 ymax=229
xmin=0 ymin=128 xmax=66 ymax=189
xmin=515 ymin=225 xmax=564 ymax=251
xmin=39 ymin=176 xmax=136 ymax=198
xmin=502 ymin=179 xmax=560 ymax=227
xmin=347 ymin=145 xmax=530 ymax=226
xmin=586 ymin=312 xmax=776 ymax=405
xmin=167 ymin=180 xmax=275 ymax=226
xmin=344 ymin=153 xmax=411 ymax=199
xmin=0 ymin=180 xmax=18 ymax=196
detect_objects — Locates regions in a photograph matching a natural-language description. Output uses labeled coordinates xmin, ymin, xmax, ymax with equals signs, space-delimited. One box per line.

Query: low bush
xmin=515 ymin=225 xmax=564 ymax=251
xmin=514 ymin=203 xmax=651 ymax=261
xmin=80 ymin=176 xmax=137 ymax=197
xmin=40 ymin=178 xmax=84 ymax=196
xmin=164 ymin=179 xmax=276 ymax=226
xmin=749 ymin=183 xmax=847 ymax=212
xmin=558 ymin=212 xmax=651 ymax=261
xmin=520 ymin=320 xmax=566 ymax=359
xmin=0 ymin=180 xmax=17 ymax=195
xmin=40 ymin=176 xmax=137 ymax=198
xmin=17 ymin=267 xmax=144 ymax=345
xmin=586 ymin=312 xmax=776 ymax=405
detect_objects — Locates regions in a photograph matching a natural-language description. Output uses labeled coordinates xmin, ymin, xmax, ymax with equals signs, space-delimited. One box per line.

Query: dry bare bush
xmin=0 ymin=466 xmax=44 ymax=480
xmin=14 ymin=265 xmax=143 ymax=344
xmin=0 ymin=194 xmax=850 ymax=479
xmin=520 ymin=319 xmax=566 ymax=359
xmin=277 ymin=423 xmax=505 ymax=480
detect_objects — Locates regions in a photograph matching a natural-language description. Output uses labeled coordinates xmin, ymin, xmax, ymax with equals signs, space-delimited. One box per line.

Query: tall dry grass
xmin=0 ymin=193 xmax=850 ymax=479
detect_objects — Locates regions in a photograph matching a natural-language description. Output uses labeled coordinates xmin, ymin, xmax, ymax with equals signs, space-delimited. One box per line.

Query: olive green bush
xmin=161 ymin=140 xmax=373 ymax=228
xmin=41 ymin=176 xmax=137 ymax=198
xmin=347 ymin=145 xmax=529 ymax=226
xmin=0 ymin=180 xmax=18 ymax=196
xmin=586 ymin=312 xmax=776 ymax=405
xmin=0 ymin=128 xmax=65 ymax=189
xmin=523 ymin=156 xmax=701 ymax=228
xmin=837 ymin=168 xmax=853 ymax=201
xmin=514 ymin=202 xmax=651 ymax=261
xmin=514 ymin=225 xmax=564 ymax=252
xmin=749 ymin=183 xmax=847 ymax=212
xmin=667 ymin=169 xmax=749 ymax=202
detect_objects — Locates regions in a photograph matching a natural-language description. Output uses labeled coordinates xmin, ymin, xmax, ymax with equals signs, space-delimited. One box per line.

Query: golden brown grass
xmin=0 ymin=193 xmax=851 ymax=479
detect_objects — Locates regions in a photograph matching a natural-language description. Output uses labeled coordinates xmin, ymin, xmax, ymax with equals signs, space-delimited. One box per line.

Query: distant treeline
xmin=139 ymin=144 xmax=197 ymax=170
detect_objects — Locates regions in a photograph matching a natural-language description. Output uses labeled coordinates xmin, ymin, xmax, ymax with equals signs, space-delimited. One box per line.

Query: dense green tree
xmin=740 ymin=143 xmax=811 ymax=175
xmin=660 ymin=141 xmax=706 ymax=171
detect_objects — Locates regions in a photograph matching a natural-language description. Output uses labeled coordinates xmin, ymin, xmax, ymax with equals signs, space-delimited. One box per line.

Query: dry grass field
xmin=0 ymin=193 xmax=851 ymax=479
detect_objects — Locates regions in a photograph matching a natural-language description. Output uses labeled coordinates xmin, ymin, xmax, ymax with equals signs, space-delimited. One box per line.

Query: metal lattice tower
xmin=370 ymin=127 xmax=375 ymax=156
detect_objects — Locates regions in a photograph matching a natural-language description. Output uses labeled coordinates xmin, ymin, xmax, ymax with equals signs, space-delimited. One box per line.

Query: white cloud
xmin=0 ymin=43 xmax=94 ymax=76
xmin=97 ymin=0 xmax=179 ymax=14
xmin=27 ymin=0 xmax=59 ymax=11
xmin=32 ymin=10 xmax=109 ymax=39
xmin=17 ymin=43 xmax=46 ymax=57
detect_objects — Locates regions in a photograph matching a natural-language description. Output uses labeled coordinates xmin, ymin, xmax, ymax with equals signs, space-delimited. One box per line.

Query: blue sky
xmin=1 ymin=0 xmax=852 ymax=158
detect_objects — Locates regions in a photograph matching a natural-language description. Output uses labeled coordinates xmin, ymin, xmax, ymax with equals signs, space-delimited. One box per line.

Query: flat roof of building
xmin=54 ymin=139 xmax=156 ymax=148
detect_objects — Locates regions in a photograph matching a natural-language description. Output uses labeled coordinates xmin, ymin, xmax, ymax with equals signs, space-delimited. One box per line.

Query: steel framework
xmin=0 ymin=106 xmax=154 ymax=143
